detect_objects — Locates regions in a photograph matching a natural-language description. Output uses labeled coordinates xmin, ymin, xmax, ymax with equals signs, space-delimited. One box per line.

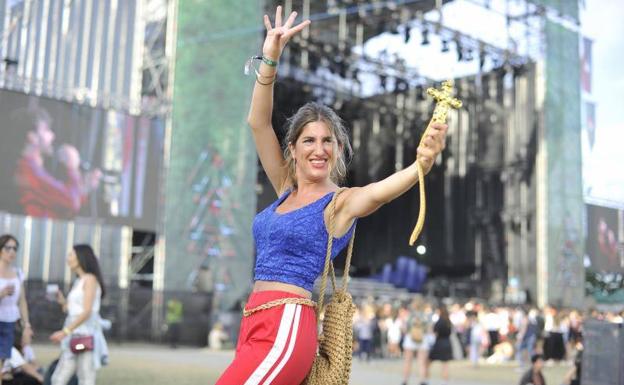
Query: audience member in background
xmin=49 ymin=245 xmax=108 ymax=385
xmin=208 ymin=323 xmax=229 ymax=351
xmin=466 ymin=311 xmax=487 ymax=368
xmin=2 ymin=325 xmax=43 ymax=385
xmin=516 ymin=308 xmax=539 ymax=367
xmin=166 ymin=298 xmax=183 ymax=349
xmin=483 ymin=307 xmax=501 ymax=357
xmin=0 ymin=235 xmax=33 ymax=385
xmin=543 ymin=310 xmax=566 ymax=364
xmin=424 ymin=304 xmax=454 ymax=385
xmin=562 ymin=341 xmax=583 ymax=385
xmin=355 ymin=304 xmax=376 ymax=361
xmin=385 ymin=308 xmax=403 ymax=359
xmin=401 ymin=298 xmax=429 ymax=385
xmin=519 ymin=354 xmax=546 ymax=385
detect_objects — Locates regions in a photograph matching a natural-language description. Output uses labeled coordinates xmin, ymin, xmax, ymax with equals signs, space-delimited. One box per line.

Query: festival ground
xmin=34 ymin=343 xmax=569 ymax=385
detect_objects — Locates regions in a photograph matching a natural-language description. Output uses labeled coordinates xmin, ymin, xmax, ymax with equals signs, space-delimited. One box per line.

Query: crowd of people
xmin=0 ymin=234 xmax=108 ymax=385
xmin=349 ymin=296 xmax=623 ymax=385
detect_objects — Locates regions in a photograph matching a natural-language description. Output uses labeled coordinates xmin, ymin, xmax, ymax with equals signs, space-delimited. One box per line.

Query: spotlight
xmin=454 ymin=37 xmax=463 ymax=61
xmin=404 ymin=25 xmax=411 ymax=44
xmin=379 ymin=74 xmax=387 ymax=90
xmin=479 ymin=50 xmax=486 ymax=70
xmin=441 ymin=39 xmax=449 ymax=53
xmin=421 ymin=27 xmax=429 ymax=45
xmin=396 ymin=78 xmax=408 ymax=93
xmin=465 ymin=49 xmax=474 ymax=61
xmin=3 ymin=57 xmax=18 ymax=68
xmin=416 ymin=245 xmax=426 ymax=255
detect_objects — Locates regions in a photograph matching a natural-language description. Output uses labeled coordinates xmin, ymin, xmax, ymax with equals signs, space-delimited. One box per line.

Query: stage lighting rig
xmin=3 ymin=57 xmax=18 ymax=69
xmin=441 ymin=39 xmax=450 ymax=53
xmin=421 ymin=25 xmax=430 ymax=45
xmin=465 ymin=48 xmax=474 ymax=61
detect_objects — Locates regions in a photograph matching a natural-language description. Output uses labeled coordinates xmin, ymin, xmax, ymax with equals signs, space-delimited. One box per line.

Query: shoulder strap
xmin=316 ymin=188 xmax=356 ymax=324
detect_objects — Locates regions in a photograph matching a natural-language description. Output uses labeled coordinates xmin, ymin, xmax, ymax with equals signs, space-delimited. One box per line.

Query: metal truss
xmin=0 ymin=0 xmax=174 ymax=117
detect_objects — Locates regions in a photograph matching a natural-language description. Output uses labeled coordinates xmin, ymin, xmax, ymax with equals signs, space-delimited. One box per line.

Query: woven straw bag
xmin=303 ymin=188 xmax=356 ymax=385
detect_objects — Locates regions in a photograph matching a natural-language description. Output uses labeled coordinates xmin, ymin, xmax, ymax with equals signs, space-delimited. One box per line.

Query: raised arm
xmin=247 ymin=6 xmax=310 ymax=194
xmin=332 ymin=122 xmax=448 ymax=235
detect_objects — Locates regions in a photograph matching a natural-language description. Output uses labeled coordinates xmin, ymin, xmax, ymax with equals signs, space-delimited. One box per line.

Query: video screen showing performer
xmin=586 ymin=204 xmax=623 ymax=273
xmin=10 ymin=106 xmax=102 ymax=218
xmin=0 ymin=90 xmax=164 ymax=230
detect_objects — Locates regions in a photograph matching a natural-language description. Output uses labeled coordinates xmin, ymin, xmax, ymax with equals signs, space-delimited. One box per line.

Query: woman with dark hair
xmin=424 ymin=305 xmax=454 ymax=385
xmin=0 ymin=234 xmax=32 ymax=385
xmin=49 ymin=245 xmax=108 ymax=385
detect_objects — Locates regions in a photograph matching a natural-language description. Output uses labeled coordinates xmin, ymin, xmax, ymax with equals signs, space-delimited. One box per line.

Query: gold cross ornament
xmin=409 ymin=80 xmax=462 ymax=246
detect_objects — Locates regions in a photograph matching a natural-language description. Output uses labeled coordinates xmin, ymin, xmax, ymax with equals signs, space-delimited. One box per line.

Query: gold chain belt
xmin=243 ymin=297 xmax=317 ymax=317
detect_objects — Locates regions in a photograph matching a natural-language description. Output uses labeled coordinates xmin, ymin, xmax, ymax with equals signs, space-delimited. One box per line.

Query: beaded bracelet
xmin=261 ymin=56 xmax=278 ymax=67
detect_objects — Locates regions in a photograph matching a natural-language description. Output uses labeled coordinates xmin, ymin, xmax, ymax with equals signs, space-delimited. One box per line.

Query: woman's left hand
xmin=416 ymin=122 xmax=448 ymax=175
xmin=49 ymin=330 xmax=66 ymax=344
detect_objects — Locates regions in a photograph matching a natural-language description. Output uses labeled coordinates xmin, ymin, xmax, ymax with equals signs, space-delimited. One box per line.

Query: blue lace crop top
xmin=252 ymin=189 xmax=356 ymax=292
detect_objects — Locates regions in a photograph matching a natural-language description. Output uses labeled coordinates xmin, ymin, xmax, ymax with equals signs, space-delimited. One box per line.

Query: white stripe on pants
xmin=244 ymin=303 xmax=297 ymax=385
xmin=51 ymin=351 xmax=96 ymax=385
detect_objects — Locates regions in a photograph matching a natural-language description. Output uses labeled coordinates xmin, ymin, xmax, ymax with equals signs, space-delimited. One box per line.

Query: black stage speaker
xmin=582 ymin=319 xmax=624 ymax=385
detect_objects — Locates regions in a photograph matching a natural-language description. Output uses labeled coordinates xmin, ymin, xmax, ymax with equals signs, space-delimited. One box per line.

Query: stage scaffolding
xmin=0 ymin=0 xmax=177 ymax=340
xmin=259 ymin=0 xmax=553 ymax=300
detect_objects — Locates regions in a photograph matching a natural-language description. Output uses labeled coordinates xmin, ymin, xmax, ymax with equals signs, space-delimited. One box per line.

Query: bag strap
xmin=316 ymin=188 xmax=356 ymax=326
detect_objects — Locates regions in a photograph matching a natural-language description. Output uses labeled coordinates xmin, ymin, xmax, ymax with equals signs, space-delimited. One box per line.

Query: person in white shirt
xmin=2 ymin=346 xmax=43 ymax=384
xmin=0 ymin=235 xmax=32 ymax=385
xmin=49 ymin=245 xmax=108 ymax=385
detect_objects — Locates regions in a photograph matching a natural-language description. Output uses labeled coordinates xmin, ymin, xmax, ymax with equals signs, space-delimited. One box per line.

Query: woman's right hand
xmin=262 ymin=6 xmax=310 ymax=62
xmin=49 ymin=330 xmax=66 ymax=344
xmin=0 ymin=284 xmax=15 ymax=298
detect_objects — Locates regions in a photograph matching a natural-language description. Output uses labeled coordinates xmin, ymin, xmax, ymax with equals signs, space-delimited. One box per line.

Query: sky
xmin=360 ymin=0 xmax=624 ymax=209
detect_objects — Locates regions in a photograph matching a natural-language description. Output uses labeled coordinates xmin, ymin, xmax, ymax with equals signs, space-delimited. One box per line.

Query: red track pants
xmin=215 ymin=290 xmax=317 ymax=385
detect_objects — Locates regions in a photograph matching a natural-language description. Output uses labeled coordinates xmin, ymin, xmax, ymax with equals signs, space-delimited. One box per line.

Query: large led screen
xmin=0 ymin=90 xmax=164 ymax=231
xmin=586 ymin=204 xmax=623 ymax=273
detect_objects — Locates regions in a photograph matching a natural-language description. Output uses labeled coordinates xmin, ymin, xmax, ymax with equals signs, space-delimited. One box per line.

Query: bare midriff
xmin=252 ymin=280 xmax=312 ymax=299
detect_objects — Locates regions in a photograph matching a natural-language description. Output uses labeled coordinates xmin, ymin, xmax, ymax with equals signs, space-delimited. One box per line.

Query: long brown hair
xmin=73 ymin=244 xmax=106 ymax=298
xmin=281 ymin=102 xmax=352 ymax=192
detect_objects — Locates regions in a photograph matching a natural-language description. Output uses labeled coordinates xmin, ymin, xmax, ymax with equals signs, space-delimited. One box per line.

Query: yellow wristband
xmin=62 ymin=327 xmax=71 ymax=335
